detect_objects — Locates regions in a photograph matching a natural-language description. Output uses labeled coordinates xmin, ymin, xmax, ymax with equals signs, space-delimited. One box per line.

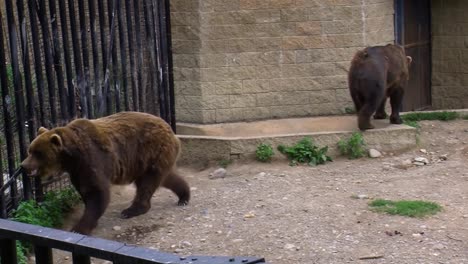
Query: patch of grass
xmin=338 ymin=132 xmax=366 ymax=159
xmin=344 ymin=106 xmax=356 ymax=114
xmin=255 ymin=143 xmax=274 ymax=163
xmin=369 ymin=199 xmax=442 ymax=218
xmin=403 ymin=120 xmax=420 ymax=129
xmin=401 ymin=111 xmax=459 ymax=122
xmin=277 ymin=137 xmax=332 ymax=166
xmin=11 ymin=188 xmax=81 ymax=263
xmin=218 ymin=159 xmax=232 ymax=168
xmin=462 ymin=115 xmax=468 ymax=120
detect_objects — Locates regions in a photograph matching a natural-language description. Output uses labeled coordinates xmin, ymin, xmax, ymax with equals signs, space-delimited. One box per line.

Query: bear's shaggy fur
xmin=21 ymin=111 xmax=190 ymax=235
xmin=348 ymin=44 xmax=412 ymax=130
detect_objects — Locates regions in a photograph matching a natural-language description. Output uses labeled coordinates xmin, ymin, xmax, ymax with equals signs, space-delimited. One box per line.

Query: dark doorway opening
xmin=394 ymin=0 xmax=432 ymax=111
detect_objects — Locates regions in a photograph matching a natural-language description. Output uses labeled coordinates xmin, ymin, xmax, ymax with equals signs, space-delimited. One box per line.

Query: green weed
xmin=218 ymin=159 xmax=232 ymax=168
xmin=255 ymin=143 xmax=274 ymax=163
xmin=11 ymin=188 xmax=81 ymax=263
xmin=337 ymin=132 xmax=366 ymax=159
xmin=344 ymin=107 xmax=356 ymax=114
xmin=369 ymin=199 xmax=442 ymax=218
xmin=277 ymin=137 xmax=332 ymax=166
xmin=401 ymin=111 xmax=459 ymax=122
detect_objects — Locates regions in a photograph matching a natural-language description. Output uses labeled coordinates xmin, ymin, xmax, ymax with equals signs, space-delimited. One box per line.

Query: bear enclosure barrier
xmin=0 ymin=0 xmax=176 ymax=217
xmin=0 ymin=218 xmax=268 ymax=264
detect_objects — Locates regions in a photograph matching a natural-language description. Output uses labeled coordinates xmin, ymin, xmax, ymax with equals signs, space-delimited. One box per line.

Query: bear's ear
xmin=37 ymin=127 xmax=49 ymax=136
xmin=406 ymin=56 xmax=412 ymax=66
xmin=50 ymin=134 xmax=63 ymax=147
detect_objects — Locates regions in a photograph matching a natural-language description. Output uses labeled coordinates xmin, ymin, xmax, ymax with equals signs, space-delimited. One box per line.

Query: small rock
xmin=174 ymin=248 xmax=184 ymax=253
xmin=180 ymin=241 xmax=192 ymax=248
xmin=413 ymin=157 xmax=429 ymax=165
xmin=439 ymin=154 xmax=448 ymax=161
xmin=257 ymin=172 xmax=266 ymax=177
xmin=244 ymin=212 xmax=255 ymax=219
xmin=232 ymin=239 xmax=244 ymax=243
xmin=200 ymin=238 xmax=206 ymax=242
xmin=420 ymin=149 xmax=427 ymax=154
xmin=412 ymin=233 xmax=422 ymax=238
xmin=357 ymin=194 xmax=369 ymax=199
xmin=209 ymin=168 xmax=227 ymax=179
xmin=433 ymin=243 xmax=445 ymax=250
xmin=413 ymin=161 xmax=426 ymax=166
xmin=369 ymin=149 xmax=382 ymax=158
xmin=64 ymin=256 xmax=70 ymax=260
xmin=112 ymin=226 xmax=122 ymax=231
xmin=284 ymin=243 xmax=296 ymax=250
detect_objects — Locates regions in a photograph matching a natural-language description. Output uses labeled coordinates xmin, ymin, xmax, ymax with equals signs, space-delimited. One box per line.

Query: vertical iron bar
xmin=116 ymin=0 xmax=129 ymax=111
xmin=72 ymin=253 xmax=91 ymax=264
xmin=107 ymin=0 xmax=120 ymax=113
xmin=78 ymin=0 xmax=93 ymax=119
xmin=0 ymin=145 xmax=5 ymax=218
xmin=125 ymin=0 xmax=138 ymax=111
xmin=15 ymin=0 xmax=34 ymax=200
xmin=101 ymin=0 xmax=117 ymax=116
xmin=0 ymin=0 xmax=17 ymax=177
xmin=27 ymin=0 xmax=46 ymax=126
xmin=0 ymin=239 xmax=18 ymax=264
xmin=133 ymin=0 xmax=145 ymax=112
xmin=144 ymin=0 xmax=158 ymax=115
xmin=16 ymin=0 xmax=36 ymax=142
xmin=5 ymin=0 xmax=26 ymax=207
xmin=87 ymin=0 xmax=101 ymax=117
xmin=58 ymin=0 xmax=76 ymax=119
xmin=37 ymin=0 xmax=58 ymax=126
xmin=97 ymin=0 xmax=108 ymax=115
xmin=68 ymin=0 xmax=85 ymax=118
xmin=151 ymin=1 xmax=166 ymax=120
xmin=161 ymin=0 xmax=176 ymax=132
xmin=34 ymin=245 xmax=53 ymax=264
xmin=48 ymin=0 xmax=69 ymax=123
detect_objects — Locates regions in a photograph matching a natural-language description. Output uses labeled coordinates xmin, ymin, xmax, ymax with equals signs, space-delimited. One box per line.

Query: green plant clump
xmin=337 ymin=132 xmax=366 ymax=159
xmin=401 ymin=111 xmax=459 ymax=122
xmin=10 ymin=188 xmax=82 ymax=263
xmin=369 ymin=199 xmax=442 ymax=218
xmin=277 ymin=137 xmax=332 ymax=166
xmin=255 ymin=143 xmax=274 ymax=162
xmin=218 ymin=159 xmax=232 ymax=168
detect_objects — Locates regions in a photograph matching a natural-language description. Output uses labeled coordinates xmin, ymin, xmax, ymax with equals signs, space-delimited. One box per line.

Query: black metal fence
xmin=0 ymin=218 xmax=268 ymax=264
xmin=0 ymin=0 xmax=176 ymax=217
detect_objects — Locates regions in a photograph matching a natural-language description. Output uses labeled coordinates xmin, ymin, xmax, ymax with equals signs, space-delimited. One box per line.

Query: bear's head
xmin=21 ymin=126 xmax=65 ymax=180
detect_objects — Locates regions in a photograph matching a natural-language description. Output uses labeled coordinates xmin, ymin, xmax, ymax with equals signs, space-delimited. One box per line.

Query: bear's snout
xmin=20 ymin=157 xmax=38 ymax=176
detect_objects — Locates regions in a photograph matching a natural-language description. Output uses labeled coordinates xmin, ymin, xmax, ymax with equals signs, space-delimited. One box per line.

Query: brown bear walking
xmin=21 ymin=111 xmax=190 ymax=235
xmin=348 ymin=44 xmax=412 ymax=131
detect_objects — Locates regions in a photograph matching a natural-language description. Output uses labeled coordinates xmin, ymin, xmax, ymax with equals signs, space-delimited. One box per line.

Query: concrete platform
xmin=176 ymin=115 xmax=418 ymax=166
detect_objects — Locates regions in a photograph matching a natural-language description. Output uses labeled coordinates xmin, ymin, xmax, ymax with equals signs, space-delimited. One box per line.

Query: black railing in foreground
xmin=0 ymin=219 xmax=268 ymax=264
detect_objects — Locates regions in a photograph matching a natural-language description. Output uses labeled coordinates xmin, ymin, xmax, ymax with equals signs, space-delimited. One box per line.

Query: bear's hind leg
xmin=121 ymin=171 xmax=163 ymax=219
xmin=374 ymin=97 xmax=388 ymax=119
xmin=389 ymin=87 xmax=404 ymax=124
xmin=162 ymin=169 xmax=190 ymax=206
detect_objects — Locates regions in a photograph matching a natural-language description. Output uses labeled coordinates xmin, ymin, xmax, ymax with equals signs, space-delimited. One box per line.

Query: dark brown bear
xmin=21 ymin=111 xmax=190 ymax=235
xmin=348 ymin=44 xmax=412 ymax=130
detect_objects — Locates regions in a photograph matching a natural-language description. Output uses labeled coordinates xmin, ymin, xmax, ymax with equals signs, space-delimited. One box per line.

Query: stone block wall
xmin=431 ymin=0 xmax=468 ymax=110
xmin=171 ymin=0 xmax=395 ymax=123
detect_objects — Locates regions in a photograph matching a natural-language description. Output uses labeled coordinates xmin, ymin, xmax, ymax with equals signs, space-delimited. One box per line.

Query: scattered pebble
xmin=413 ymin=157 xmax=429 ymax=165
xmin=284 ymin=243 xmax=296 ymax=250
xmin=112 ymin=226 xmax=122 ymax=231
xmin=257 ymin=172 xmax=266 ymax=177
xmin=209 ymin=168 xmax=227 ymax=179
xmin=420 ymin=149 xmax=427 ymax=154
xmin=369 ymin=149 xmax=382 ymax=158
xmin=357 ymin=194 xmax=369 ymax=199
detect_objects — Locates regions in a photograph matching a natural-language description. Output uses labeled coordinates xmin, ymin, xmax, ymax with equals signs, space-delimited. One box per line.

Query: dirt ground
xmin=54 ymin=120 xmax=468 ymax=264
